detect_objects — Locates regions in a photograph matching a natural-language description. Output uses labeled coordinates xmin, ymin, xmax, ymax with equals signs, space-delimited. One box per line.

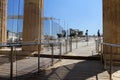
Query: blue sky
xmin=7 ymin=0 xmax=24 ymax=32
xmin=44 ymin=0 xmax=102 ymax=35
xmin=7 ymin=0 xmax=102 ymax=35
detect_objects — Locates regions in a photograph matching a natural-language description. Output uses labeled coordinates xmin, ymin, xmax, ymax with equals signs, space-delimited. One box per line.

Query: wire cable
xmin=16 ymin=0 xmax=21 ymax=78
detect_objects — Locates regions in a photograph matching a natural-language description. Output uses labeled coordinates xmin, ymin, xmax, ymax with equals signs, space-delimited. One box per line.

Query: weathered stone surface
xmin=103 ymin=0 xmax=120 ymax=60
xmin=23 ymin=0 xmax=44 ymax=51
xmin=0 ymin=0 xmax=7 ymax=44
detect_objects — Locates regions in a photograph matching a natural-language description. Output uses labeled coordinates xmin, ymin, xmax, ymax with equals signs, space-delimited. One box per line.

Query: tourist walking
xmin=85 ymin=30 xmax=88 ymax=41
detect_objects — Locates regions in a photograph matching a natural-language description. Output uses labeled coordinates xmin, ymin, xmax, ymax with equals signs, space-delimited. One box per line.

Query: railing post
xmin=70 ymin=37 xmax=72 ymax=52
xmin=100 ymin=43 xmax=103 ymax=64
xmin=47 ymin=39 xmax=50 ymax=51
xmin=76 ymin=36 xmax=78 ymax=49
xmin=65 ymin=39 xmax=67 ymax=54
xmin=104 ymin=45 xmax=107 ymax=69
xmin=51 ymin=43 xmax=54 ymax=66
xmin=69 ymin=38 xmax=70 ymax=52
xmin=101 ymin=43 xmax=103 ymax=54
xmin=96 ymin=40 xmax=100 ymax=53
xmin=38 ymin=43 xmax=40 ymax=73
xmin=95 ymin=40 xmax=97 ymax=53
xmin=59 ymin=42 xmax=62 ymax=61
xmin=10 ymin=46 xmax=13 ymax=80
xmin=110 ymin=46 xmax=113 ymax=80
xmin=98 ymin=40 xmax=100 ymax=53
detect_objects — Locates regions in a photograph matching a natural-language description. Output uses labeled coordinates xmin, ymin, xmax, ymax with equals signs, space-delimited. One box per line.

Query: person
xmin=97 ymin=30 xmax=101 ymax=41
xmin=62 ymin=30 xmax=66 ymax=38
xmin=97 ymin=29 xmax=101 ymax=52
xmin=97 ymin=29 xmax=100 ymax=37
xmin=85 ymin=30 xmax=88 ymax=41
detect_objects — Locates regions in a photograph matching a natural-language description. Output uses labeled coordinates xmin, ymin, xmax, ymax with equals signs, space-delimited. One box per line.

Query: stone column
xmin=103 ymin=0 xmax=120 ymax=60
xmin=0 ymin=0 xmax=7 ymax=44
xmin=23 ymin=0 xmax=44 ymax=51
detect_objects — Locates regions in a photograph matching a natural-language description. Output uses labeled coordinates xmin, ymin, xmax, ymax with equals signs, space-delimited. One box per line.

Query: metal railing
xmin=0 ymin=42 xmax=40 ymax=80
xmin=96 ymin=40 xmax=120 ymax=80
xmin=0 ymin=37 xmax=88 ymax=80
xmin=0 ymin=38 xmax=72 ymax=80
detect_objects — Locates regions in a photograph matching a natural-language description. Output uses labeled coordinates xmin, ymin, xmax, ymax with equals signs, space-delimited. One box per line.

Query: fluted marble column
xmin=103 ymin=0 xmax=120 ymax=60
xmin=0 ymin=0 xmax=7 ymax=44
xmin=23 ymin=0 xmax=44 ymax=51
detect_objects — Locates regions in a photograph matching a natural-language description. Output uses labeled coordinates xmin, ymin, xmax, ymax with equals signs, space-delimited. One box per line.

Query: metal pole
xmin=10 ymin=46 xmax=13 ymax=80
xmin=86 ymin=36 xmax=88 ymax=46
xmin=100 ymin=43 xmax=103 ymax=64
xmin=48 ymin=38 xmax=50 ymax=51
xmin=59 ymin=42 xmax=62 ymax=61
xmin=101 ymin=43 xmax=103 ymax=54
xmin=110 ymin=46 xmax=113 ymax=80
xmin=71 ymin=38 xmax=72 ymax=51
xmin=96 ymin=40 xmax=99 ymax=53
xmin=65 ymin=39 xmax=67 ymax=54
xmin=70 ymin=37 xmax=72 ymax=52
xmin=95 ymin=40 xmax=97 ymax=53
xmin=38 ymin=43 xmax=40 ymax=73
xmin=76 ymin=36 xmax=78 ymax=49
xmin=37 ymin=0 xmax=42 ymax=73
xmin=51 ymin=43 xmax=54 ymax=66
xmin=98 ymin=41 xmax=100 ymax=53
xmin=69 ymin=38 xmax=71 ymax=52
xmin=104 ymin=45 xmax=107 ymax=69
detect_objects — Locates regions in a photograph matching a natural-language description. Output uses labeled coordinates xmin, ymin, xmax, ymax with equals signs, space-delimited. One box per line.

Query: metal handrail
xmin=0 ymin=41 xmax=62 ymax=80
xmin=102 ymin=42 xmax=120 ymax=48
xmin=96 ymin=40 xmax=120 ymax=80
xmin=0 ymin=38 xmax=78 ymax=80
xmin=0 ymin=41 xmax=61 ymax=47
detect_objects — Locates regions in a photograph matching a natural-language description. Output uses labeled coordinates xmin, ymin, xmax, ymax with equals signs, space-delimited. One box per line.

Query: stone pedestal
xmin=0 ymin=0 xmax=7 ymax=45
xmin=23 ymin=0 xmax=44 ymax=51
xmin=103 ymin=0 xmax=120 ymax=60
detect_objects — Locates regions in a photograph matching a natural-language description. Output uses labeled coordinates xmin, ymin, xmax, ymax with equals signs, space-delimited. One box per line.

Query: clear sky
xmin=44 ymin=0 xmax=102 ymax=35
xmin=7 ymin=0 xmax=24 ymax=32
xmin=7 ymin=0 xmax=102 ymax=35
